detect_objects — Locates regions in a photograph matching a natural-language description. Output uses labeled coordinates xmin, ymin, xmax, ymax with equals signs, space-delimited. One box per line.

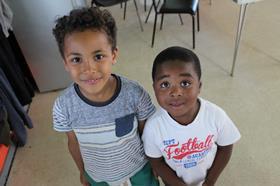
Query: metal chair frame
xmin=148 ymin=0 xmax=200 ymax=49
xmin=91 ymin=0 xmax=144 ymax=31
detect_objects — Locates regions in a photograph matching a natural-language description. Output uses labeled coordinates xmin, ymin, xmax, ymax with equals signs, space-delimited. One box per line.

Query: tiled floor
xmin=6 ymin=0 xmax=280 ymax=185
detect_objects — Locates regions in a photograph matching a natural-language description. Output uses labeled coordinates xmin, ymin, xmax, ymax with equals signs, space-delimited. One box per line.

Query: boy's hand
xmin=80 ymin=172 xmax=90 ymax=186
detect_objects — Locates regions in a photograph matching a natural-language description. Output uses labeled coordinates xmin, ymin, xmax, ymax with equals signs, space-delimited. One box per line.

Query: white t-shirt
xmin=142 ymin=98 xmax=241 ymax=186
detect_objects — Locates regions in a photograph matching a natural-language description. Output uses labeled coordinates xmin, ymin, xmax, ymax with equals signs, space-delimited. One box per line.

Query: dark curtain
xmin=7 ymin=30 xmax=38 ymax=91
xmin=0 ymin=25 xmax=35 ymax=105
xmin=0 ymin=68 xmax=33 ymax=146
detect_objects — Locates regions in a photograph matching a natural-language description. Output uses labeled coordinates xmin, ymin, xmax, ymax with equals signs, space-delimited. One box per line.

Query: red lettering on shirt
xmin=164 ymin=135 xmax=214 ymax=160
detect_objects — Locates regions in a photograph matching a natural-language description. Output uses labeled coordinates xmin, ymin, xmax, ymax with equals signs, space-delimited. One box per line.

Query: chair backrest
xmin=92 ymin=0 xmax=128 ymax=7
xmin=153 ymin=0 xmax=199 ymax=14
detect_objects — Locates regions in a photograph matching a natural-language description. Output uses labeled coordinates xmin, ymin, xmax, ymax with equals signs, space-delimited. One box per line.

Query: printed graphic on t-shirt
xmin=163 ymin=135 xmax=214 ymax=168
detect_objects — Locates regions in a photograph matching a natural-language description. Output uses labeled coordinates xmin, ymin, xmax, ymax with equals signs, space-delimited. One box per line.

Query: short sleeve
xmin=52 ymin=97 xmax=72 ymax=132
xmin=142 ymin=118 xmax=163 ymax=158
xmin=216 ymin=110 xmax=241 ymax=146
xmin=135 ymin=86 xmax=156 ymax=121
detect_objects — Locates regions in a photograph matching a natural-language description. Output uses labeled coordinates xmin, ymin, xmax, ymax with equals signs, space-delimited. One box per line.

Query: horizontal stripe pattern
xmin=52 ymin=76 xmax=155 ymax=184
xmin=81 ymin=125 xmax=146 ymax=183
xmin=53 ymin=98 xmax=71 ymax=132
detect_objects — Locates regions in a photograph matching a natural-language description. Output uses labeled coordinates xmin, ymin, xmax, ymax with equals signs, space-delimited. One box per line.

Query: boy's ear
xmin=199 ymin=81 xmax=202 ymax=92
xmin=112 ymin=47 xmax=119 ymax=65
xmin=152 ymin=82 xmax=156 ymax=90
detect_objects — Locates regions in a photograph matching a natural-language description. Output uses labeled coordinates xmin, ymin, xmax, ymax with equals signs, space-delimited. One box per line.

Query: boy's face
xmin=63 ymin=30 xmax=118 ymax=99
xmin=153 ymin=60 xmax=201 ymax=125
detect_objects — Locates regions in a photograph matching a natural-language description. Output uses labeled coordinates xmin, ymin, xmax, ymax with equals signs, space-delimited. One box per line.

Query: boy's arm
xmin=138 ymin=120 xmax=146 ymax=136
xmin=149 ymin=157 xmax=188 ymax=186
xmin=66 ymin=131 xmax=89 ymax=186
xmin=203 ymin=144 xmax=233 ymax=186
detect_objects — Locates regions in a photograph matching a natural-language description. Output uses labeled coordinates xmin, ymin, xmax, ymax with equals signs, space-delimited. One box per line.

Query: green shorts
xmin=84 ymin=163 xmax=159 ymax=186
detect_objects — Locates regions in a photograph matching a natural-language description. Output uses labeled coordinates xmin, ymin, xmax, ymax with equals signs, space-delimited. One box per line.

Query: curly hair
xmin=152 ymin=46 xmax=201 ymax=81
xmin=53 ymin=7 xmax=117 ymax=58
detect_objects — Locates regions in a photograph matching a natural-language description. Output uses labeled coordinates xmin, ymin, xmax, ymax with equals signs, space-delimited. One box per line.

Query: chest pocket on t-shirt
xmin=115 ymin=113 xmax=135 ymax=137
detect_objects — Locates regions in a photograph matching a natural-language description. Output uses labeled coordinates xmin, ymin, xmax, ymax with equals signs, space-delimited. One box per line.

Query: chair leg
xmin=145 ymin=4 xmax=153 ymax=23
xmin=133 ymin=0 xmax=144 ymax=31
xmin=179 ymin=14 xmax=184 ymax=25
xmin=160 ymin=14 xmax=164 ymax=30
xmin=152 ymin=13 xmax=158 ymax=47
xmin=192 ymin=15 xmax=195 ymax=49
xmin=144 ymin=0 xmax=147 ymax=11
xmin=123 ymin=2 xmax=127 ymax=20
xmin=197 ymin=5 xmax=200 ymax=31
xmin=145 ymin=0 xmax=161 ymax=23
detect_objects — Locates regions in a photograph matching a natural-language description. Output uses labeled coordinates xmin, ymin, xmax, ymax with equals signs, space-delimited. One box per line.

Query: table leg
xmin=231 ymin=3 xmax=248 ymax=76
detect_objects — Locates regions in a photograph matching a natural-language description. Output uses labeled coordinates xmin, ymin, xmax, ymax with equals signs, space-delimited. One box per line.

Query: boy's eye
xmin=95 ymin=54 xmax=104 ymax=61
xmin=160 ymin=82 xmax=170 ymax=88
xmin=181 ymin=81 xmax=191 ymax=87
xmin=71 ymin=57 xmax=81 ymax=64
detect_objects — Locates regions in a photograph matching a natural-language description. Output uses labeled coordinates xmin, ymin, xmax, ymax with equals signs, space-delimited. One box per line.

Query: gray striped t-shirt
xmin=53 ymin=75 xmax=155 ymax=185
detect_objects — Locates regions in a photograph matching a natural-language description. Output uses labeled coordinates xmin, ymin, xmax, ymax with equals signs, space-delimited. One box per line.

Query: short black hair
xmin=53 ymin=7 xmax=117 ymax=58
xmin=152 ymin=46 xmax=201 ymax=81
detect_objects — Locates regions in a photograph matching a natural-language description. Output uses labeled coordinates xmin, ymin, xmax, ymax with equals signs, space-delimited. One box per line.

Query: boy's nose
xmin=82 ymin=59 xmax=97 ymax=72
xmin=170 ymin=86 xmax=183 ymax=97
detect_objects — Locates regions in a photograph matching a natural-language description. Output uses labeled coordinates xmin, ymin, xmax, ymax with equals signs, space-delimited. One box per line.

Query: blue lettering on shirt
xmin=184 ymin=162 xmax=197 ymax=168
xmin=163 ymin=139 xmax=175 ymax=146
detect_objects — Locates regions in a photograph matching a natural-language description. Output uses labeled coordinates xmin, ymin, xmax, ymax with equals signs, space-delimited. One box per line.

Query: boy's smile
xmin=153 ymin=60 xmax=201 ymax=125
xmin=63 ymin=30 xmax=118 ymax=102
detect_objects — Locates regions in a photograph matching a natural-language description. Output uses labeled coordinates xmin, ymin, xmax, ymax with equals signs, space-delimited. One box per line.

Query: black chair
xmin=91 ymin=0 xmax=144 ymax=31
xmin=149 ymin=0 xmax=200 ymax=49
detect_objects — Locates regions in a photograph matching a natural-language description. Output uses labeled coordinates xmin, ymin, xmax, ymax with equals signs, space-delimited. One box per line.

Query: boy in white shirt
xmin=142 ymin=46 xmax=241 ymax=186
